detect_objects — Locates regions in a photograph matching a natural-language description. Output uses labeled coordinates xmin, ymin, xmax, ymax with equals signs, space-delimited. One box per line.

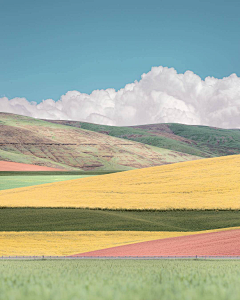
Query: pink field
xmin=73 ymin=229 xmax=240 ymax=257
xmin=0 ymin=161 xmax=65 ymax=171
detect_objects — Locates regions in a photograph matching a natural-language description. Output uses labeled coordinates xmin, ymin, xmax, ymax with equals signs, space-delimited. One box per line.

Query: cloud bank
xmin=1 ymin=66 xmax=240 ymax=128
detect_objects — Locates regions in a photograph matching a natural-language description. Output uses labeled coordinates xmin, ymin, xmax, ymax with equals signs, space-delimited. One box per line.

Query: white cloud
xmin=1 ymin=66 xmax=240 ymax=128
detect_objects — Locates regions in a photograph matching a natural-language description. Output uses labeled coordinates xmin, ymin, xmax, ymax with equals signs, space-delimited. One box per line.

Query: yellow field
xmin=0 ymin=231 xmax=189 ymax=256
xmin=1 ymin=228 xmax=239 ymax=256
xmin=1 ymin=155 xmax=240 ymax=209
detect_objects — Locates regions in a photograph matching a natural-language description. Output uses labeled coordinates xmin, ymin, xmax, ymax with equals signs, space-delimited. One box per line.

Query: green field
xmin=1 ymin=260 xmax=240 ymax=300
xmin=1 ymin=208 xmax=239 ymax=231
xmin=0 ymin=171 xmax=120 ymax=190
xmin=0 ymin=175 xmax=91 ymax=190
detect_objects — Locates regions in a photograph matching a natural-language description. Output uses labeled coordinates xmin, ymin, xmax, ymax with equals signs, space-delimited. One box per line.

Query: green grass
xmin=1 ymin=260 xmax=240 ymax=300
xmin=1 ymin=208 xmax=239 ymax=231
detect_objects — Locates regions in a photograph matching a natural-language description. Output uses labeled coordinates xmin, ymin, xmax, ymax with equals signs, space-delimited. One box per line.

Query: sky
xmin=0 ymin=0 xmax=240 ymax=128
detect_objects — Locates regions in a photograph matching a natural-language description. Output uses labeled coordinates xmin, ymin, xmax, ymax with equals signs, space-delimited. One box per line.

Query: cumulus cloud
xmin=1 ymin=66 xmax=240 ymax=128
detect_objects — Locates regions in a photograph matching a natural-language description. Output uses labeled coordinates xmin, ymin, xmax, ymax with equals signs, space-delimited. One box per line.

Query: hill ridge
xmin=0 ymin=112 xmax=199 ymax=171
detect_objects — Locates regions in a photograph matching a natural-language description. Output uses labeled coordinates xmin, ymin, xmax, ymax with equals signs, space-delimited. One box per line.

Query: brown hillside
xmin=0 ymin=113 xmax=200 ymax=171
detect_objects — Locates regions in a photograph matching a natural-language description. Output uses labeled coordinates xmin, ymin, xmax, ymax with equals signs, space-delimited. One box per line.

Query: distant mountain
xmin=47 ymin=120 xmax=240 ymax=158
xmin=0 ymin=113 xmax=199 ymax=171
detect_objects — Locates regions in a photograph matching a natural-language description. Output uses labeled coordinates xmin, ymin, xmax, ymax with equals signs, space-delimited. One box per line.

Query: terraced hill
xmin=1 ymin=154 xmax=240 ymax=209
xmin=0 ymin=113 xmax=199 ymax=171
xmin=48 ymin=120 xmax=240 ymax=157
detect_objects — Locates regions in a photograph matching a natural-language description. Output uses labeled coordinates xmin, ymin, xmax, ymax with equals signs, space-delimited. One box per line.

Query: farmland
xmin=77 ymin=229 xmax=240 ymax=257
xmin=1 ymin=260 xmax=240 ymax=300
xmin=0 ymin=231 xmax=192 ymax=256
xmin=1 ymin=114 xmax=240 ymax=299
xmin=0 ymin=175 xmax=91 ymax=190
xmin=0 ymin=208 xmax=240 ymax=231
xmin=0 ymin=170 xmax=119 ymax=190
xmin=0 ymin=161 xmax=65 ymax=171
xmin=0 ymin=228 xmax=239 ymax=256
xmin=1 ymin=154 xmax=240 ymax=209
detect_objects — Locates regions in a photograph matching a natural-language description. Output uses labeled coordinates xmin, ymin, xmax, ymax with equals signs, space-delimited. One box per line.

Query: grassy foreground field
xmin=1 ymin=209 xmax=239 ymax=231
xmin=1 ymin=260 xmax=240 ymax=300
xmin=1 ymin=154 xmax=240 ymax=209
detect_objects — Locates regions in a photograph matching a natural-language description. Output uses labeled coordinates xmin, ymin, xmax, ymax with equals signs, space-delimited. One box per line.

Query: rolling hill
xmin=47 ymin=120 xmax=240 ymax=157
xmin=1 ymin=154 xmax=240 ymax=209
xmin=0 ymin=113 xmax=200 ymax=171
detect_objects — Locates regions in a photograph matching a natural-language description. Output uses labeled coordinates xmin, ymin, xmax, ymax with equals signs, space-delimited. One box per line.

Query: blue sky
xmin=0 ymin=0 xmax=239 ymax=103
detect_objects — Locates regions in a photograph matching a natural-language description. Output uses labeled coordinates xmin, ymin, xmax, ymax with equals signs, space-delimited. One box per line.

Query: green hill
xmin=168 ymin=123 xmax=240 ymax=156
xmin=47 ymin=120 xmax=240 ymax=158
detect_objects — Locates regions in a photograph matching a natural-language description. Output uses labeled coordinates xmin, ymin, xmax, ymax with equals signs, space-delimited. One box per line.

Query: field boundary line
xmin=1 ymin=255 xmax=240 ymax=260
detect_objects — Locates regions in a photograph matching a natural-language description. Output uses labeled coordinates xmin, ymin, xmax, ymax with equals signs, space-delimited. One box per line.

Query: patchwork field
xmin=1 ymin=260 xmax=240 ymax=300
xmin=1 ymin=116 xmax=240 ymax=261
xmin=0 ymin=231 xmax=191 ymax=256
xmin=76 ymin=229 xmax=240 ymax=257
xmin=0 ymin=228 xmax=238 ymax=256
xmin=1 ymin=154 xmax=240 ymax=209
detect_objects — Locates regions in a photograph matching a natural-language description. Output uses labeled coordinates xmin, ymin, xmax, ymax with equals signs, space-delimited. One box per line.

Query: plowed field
xmin=75 ymin=229 xmax=240 ymax=257
xmin=1 ymin=228 xmax=239 ymax=256
xmin=0 ymin=161 xmax=64 ymax=171
xmin=0 ymin=231 xmax=188 ymax=256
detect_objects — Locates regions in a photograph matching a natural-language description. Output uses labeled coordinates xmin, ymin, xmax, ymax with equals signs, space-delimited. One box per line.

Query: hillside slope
xmin=0 ymin=113 xmax=199 ymax=171
xmin=47 ymin=120 xmax=240 ymax=157
xmin=1 ymin=154 xmax=240 ymax=209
